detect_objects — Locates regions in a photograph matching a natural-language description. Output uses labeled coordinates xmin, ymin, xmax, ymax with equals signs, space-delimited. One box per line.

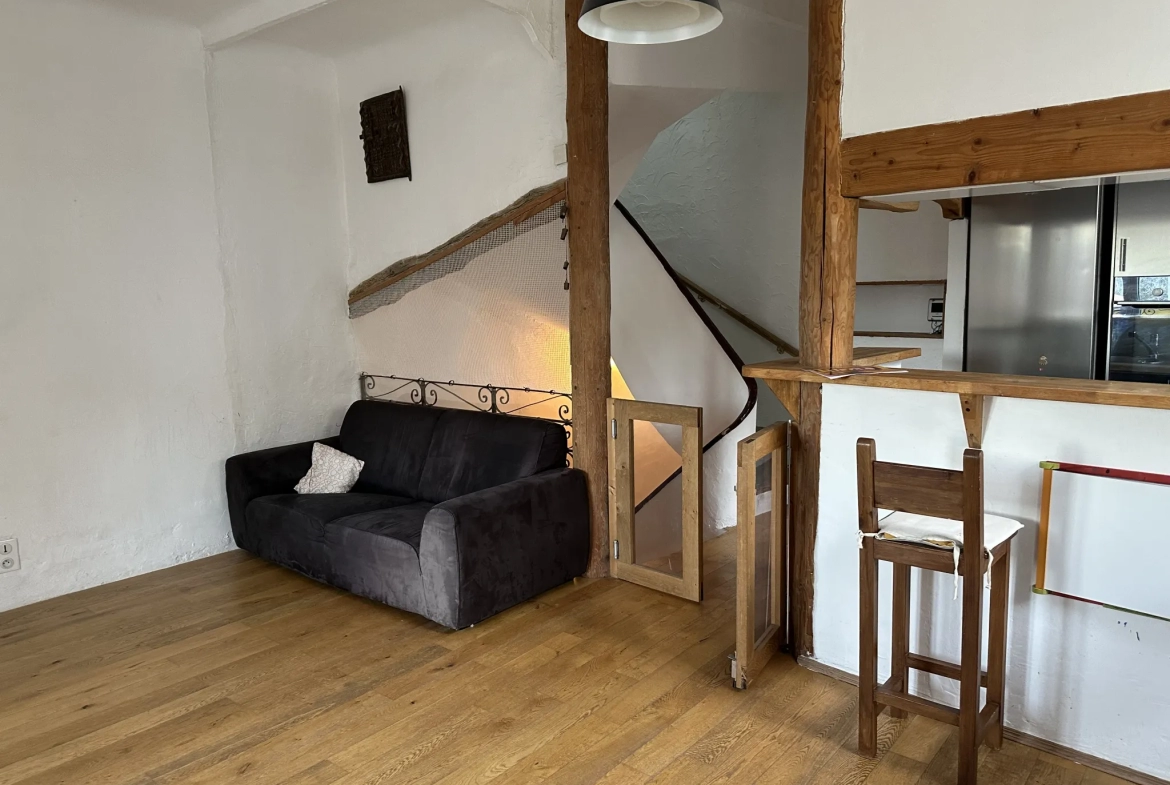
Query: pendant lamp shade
xmin=578 ymin=0 xmax=723 ymax=44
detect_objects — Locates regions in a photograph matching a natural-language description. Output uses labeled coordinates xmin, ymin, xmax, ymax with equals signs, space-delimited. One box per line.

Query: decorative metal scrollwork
xmin=360 ymin=374 xmax=573 ymax=464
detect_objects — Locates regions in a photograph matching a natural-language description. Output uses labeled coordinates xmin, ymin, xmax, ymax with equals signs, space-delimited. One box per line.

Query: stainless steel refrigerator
xmin=966 ymin=181 xmax=1170 ymax=384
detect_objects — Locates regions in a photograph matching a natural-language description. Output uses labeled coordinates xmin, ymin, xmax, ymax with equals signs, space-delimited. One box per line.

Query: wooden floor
xmin=0 ymin=533 xmax=1133 ymax=785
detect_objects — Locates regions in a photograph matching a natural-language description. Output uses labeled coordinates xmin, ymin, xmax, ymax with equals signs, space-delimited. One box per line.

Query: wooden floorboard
xmin=0 ymin=532 xmax=1136 ymax=785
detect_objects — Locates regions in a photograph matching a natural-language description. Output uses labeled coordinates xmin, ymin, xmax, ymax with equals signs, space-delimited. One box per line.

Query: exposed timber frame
xmin=565 ymin=0 xmax=612 ymax=578
xmin=789 ymin=0 xmax=855 ymax=657
xmin=841 ymin=88 xmax=1170 ymax=198
xmin=779 ymin=20 xmax=1170 ymax=660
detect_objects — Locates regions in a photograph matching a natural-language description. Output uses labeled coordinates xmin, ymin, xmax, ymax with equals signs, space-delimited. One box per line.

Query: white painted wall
xmin=0 ymin=0 xmax=236 ymax=612
xmin=321 ymin=0 xmax=567 ymax=287
xmin=623 ymin=89 xmax=956 ymax=399
xmin=622 ymin=91 xmax=807 ymax=363
xmin=207 ymin=39 xmax=358 ymax=453
xmin=352 ymin=219 xmax=572 ymax=392
xmin=612 ymin=205 xmax=751 ymax=550
xmin=815 ymin=386 xmax=1170 ymax=780
xmin=842 ymin=0 xmax=1170 ymax=138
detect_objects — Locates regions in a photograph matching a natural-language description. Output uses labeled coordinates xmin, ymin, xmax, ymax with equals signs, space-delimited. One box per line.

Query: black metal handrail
xmin=614 ymin=200 xmax=759 ymax=513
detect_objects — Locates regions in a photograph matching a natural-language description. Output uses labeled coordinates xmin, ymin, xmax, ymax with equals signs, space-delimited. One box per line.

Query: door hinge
xmin=612 ymin=418 xmax=618 ymax=439
xmin=613 ymin=540 xmax=620 ymax=560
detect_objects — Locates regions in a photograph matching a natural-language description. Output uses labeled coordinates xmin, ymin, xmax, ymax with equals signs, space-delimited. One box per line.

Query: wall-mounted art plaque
xmin=359 ymin=87 xmax=412 ymax=184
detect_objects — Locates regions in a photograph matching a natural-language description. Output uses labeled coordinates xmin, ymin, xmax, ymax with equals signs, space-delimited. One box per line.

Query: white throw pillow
xmin=295 ymin=443 xmax=365 ymax=494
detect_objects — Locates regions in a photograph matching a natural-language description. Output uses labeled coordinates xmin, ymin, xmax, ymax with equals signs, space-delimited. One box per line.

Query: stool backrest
xmin=856 ymin=438 xmax=985 ymax=548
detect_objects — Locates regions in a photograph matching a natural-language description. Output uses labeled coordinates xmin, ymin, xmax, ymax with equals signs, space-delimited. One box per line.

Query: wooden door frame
xmin=733 ymin=422 xmax=790 ymax=689
xmin=607 ymin=398 xmax=704 ymax=602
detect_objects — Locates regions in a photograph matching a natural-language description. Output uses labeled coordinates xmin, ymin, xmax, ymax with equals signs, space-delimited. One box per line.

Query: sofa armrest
xmin=224 ymin=436 xmax=339 ymax=550
xmin=419 ymin=468 xmax=589 ymax=629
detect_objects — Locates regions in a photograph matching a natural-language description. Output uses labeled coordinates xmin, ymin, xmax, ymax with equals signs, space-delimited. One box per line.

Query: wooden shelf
xmin=742 ymin=364 xmax=1170 ymax=411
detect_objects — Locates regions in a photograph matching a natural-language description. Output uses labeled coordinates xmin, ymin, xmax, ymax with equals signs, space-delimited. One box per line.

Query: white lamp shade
xmin=578 ymin=0 xmax=723 ymax=44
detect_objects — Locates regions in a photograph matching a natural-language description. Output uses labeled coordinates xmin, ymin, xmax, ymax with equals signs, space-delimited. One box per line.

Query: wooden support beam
xmin=959 ymin=394 xmax=985 ymax=449
xmin=799 ymin=0 xmax=857 ymax=373
xmin=841 ymin=88 xmax=1170 ymax=198
xmin=764 ymin=379 xmax=802 ymax=425
xmin=789 ymin=0 xmax=856 ymax=657
xmin=565 ymin=0 xmax=611 ymax=578
xmin=791 ymin=381 xmax=822 ymax=655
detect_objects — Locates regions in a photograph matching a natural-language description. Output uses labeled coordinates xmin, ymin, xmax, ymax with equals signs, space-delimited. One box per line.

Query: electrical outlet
xmin=553 ymin=143 xmax=568 ymax=167
xmin=0 ymin=538 xmax=19 ymax=573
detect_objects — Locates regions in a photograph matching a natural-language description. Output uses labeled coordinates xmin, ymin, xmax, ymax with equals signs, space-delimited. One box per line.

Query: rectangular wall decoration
xmin=360 ymin=87 xmax=412 ymax=184
xmin=1036 ymin=460 xmax=1170 ymax=621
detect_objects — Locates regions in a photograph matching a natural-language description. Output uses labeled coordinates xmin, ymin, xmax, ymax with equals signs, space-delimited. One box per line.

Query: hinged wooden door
xmin=607 ymin=398 xmax=704 ymax=602
xmin=732 ymin=422 xmax=790 ymax=689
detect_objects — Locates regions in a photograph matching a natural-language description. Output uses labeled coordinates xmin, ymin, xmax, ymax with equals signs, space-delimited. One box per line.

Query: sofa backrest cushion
xmin=340 ymin=400 xmax=443 ymax=498
xmin=416 ymin=408 xmax=568 ymax=503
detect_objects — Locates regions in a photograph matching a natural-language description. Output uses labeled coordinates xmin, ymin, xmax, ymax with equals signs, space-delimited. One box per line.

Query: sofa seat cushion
xmin=248 ymin=492 xmax=412 ymax=532
xmin=325 ymin=502 xmax=435 ymax=617
xmin=335 ymin=502 xmax=433 ymax=553
xmin=243 ymin=493 xmax=412 ymax=579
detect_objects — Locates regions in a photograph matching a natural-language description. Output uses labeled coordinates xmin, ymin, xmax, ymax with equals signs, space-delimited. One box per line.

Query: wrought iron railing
xmin=360 ymin=374 xmax=573 ymax=462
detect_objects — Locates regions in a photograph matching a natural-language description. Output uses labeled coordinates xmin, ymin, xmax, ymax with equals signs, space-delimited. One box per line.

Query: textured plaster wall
xmin=623 ymin=91 xmax=807 ymax=358
xmin=207 ymin=40 xmax=358 ymax=452
xmin=611 ymin=205 xmax=751 ymax=548
xmin=332 ymin=0 xmax=567 ymax=288
xmin=0 ymin=0 xmax=236 ymax=612
xmin=352 ymin=219 xmax=572 ymax=392
xmin=623 ymin=91 xmax=955 ymax=380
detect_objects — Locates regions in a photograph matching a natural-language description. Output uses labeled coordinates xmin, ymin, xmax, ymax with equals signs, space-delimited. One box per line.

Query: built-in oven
xmin=1109 ymin=276 xmax=1170 ymax=384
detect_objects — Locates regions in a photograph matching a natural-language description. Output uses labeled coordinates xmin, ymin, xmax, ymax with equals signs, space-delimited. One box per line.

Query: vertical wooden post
xmin=791 ymin=0 xmax=856 ymax=656
xmin=565 ymin=0 xmax=612 ymax=578
xmin=791 ymin=381 xmax=821 ymax=655
xmin=799 ymin=0 xmax=857 ymax=372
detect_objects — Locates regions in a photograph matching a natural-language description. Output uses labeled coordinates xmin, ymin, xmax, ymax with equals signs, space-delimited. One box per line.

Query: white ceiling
xmin=89 ymin=0 xmax=806 ymax=52
xmin=252 ymin=0 xmax=486 ymax=58
xmin=93 ymin=0 xmax=256 ymax=29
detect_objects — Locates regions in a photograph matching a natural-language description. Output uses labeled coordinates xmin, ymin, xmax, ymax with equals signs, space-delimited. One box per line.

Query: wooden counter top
xmin=747 ymin=347 xmax=923 ymax=377
xmin=743 ymin=363 xmax=1170 ymax=411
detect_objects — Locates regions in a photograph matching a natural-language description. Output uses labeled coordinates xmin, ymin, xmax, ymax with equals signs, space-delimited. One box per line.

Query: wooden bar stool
xmin=856 ymin=438 xmax=1022 ymax=785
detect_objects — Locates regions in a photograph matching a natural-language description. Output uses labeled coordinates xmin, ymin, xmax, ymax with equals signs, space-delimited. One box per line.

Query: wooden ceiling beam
xmin=841 ymin=88 xmax=1170 ymax=198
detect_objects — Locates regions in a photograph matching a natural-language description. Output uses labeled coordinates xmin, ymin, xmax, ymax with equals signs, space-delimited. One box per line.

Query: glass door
xmin=607 ymin=398 xmax=704 ymax=602
xmin=732 ymin=422 xmax=790 ymax=690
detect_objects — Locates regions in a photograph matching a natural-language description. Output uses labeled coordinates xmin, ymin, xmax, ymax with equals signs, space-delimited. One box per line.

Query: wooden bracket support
xmin=959 ymin=394 xmax=986 ymax=449
xmin=765 ymin=379 xmax=802 ymax=426
xmin=936 ymin=199 xmax=967 ymax=220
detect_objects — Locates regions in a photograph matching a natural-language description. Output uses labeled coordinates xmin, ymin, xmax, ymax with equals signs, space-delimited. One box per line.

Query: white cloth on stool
xmin=858 ymin=511 xmax=1023 ymax=599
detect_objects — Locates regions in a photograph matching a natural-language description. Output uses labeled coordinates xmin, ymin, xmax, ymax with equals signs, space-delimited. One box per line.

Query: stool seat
xmin=877 ymin=511 xmax=1023 ymax=552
